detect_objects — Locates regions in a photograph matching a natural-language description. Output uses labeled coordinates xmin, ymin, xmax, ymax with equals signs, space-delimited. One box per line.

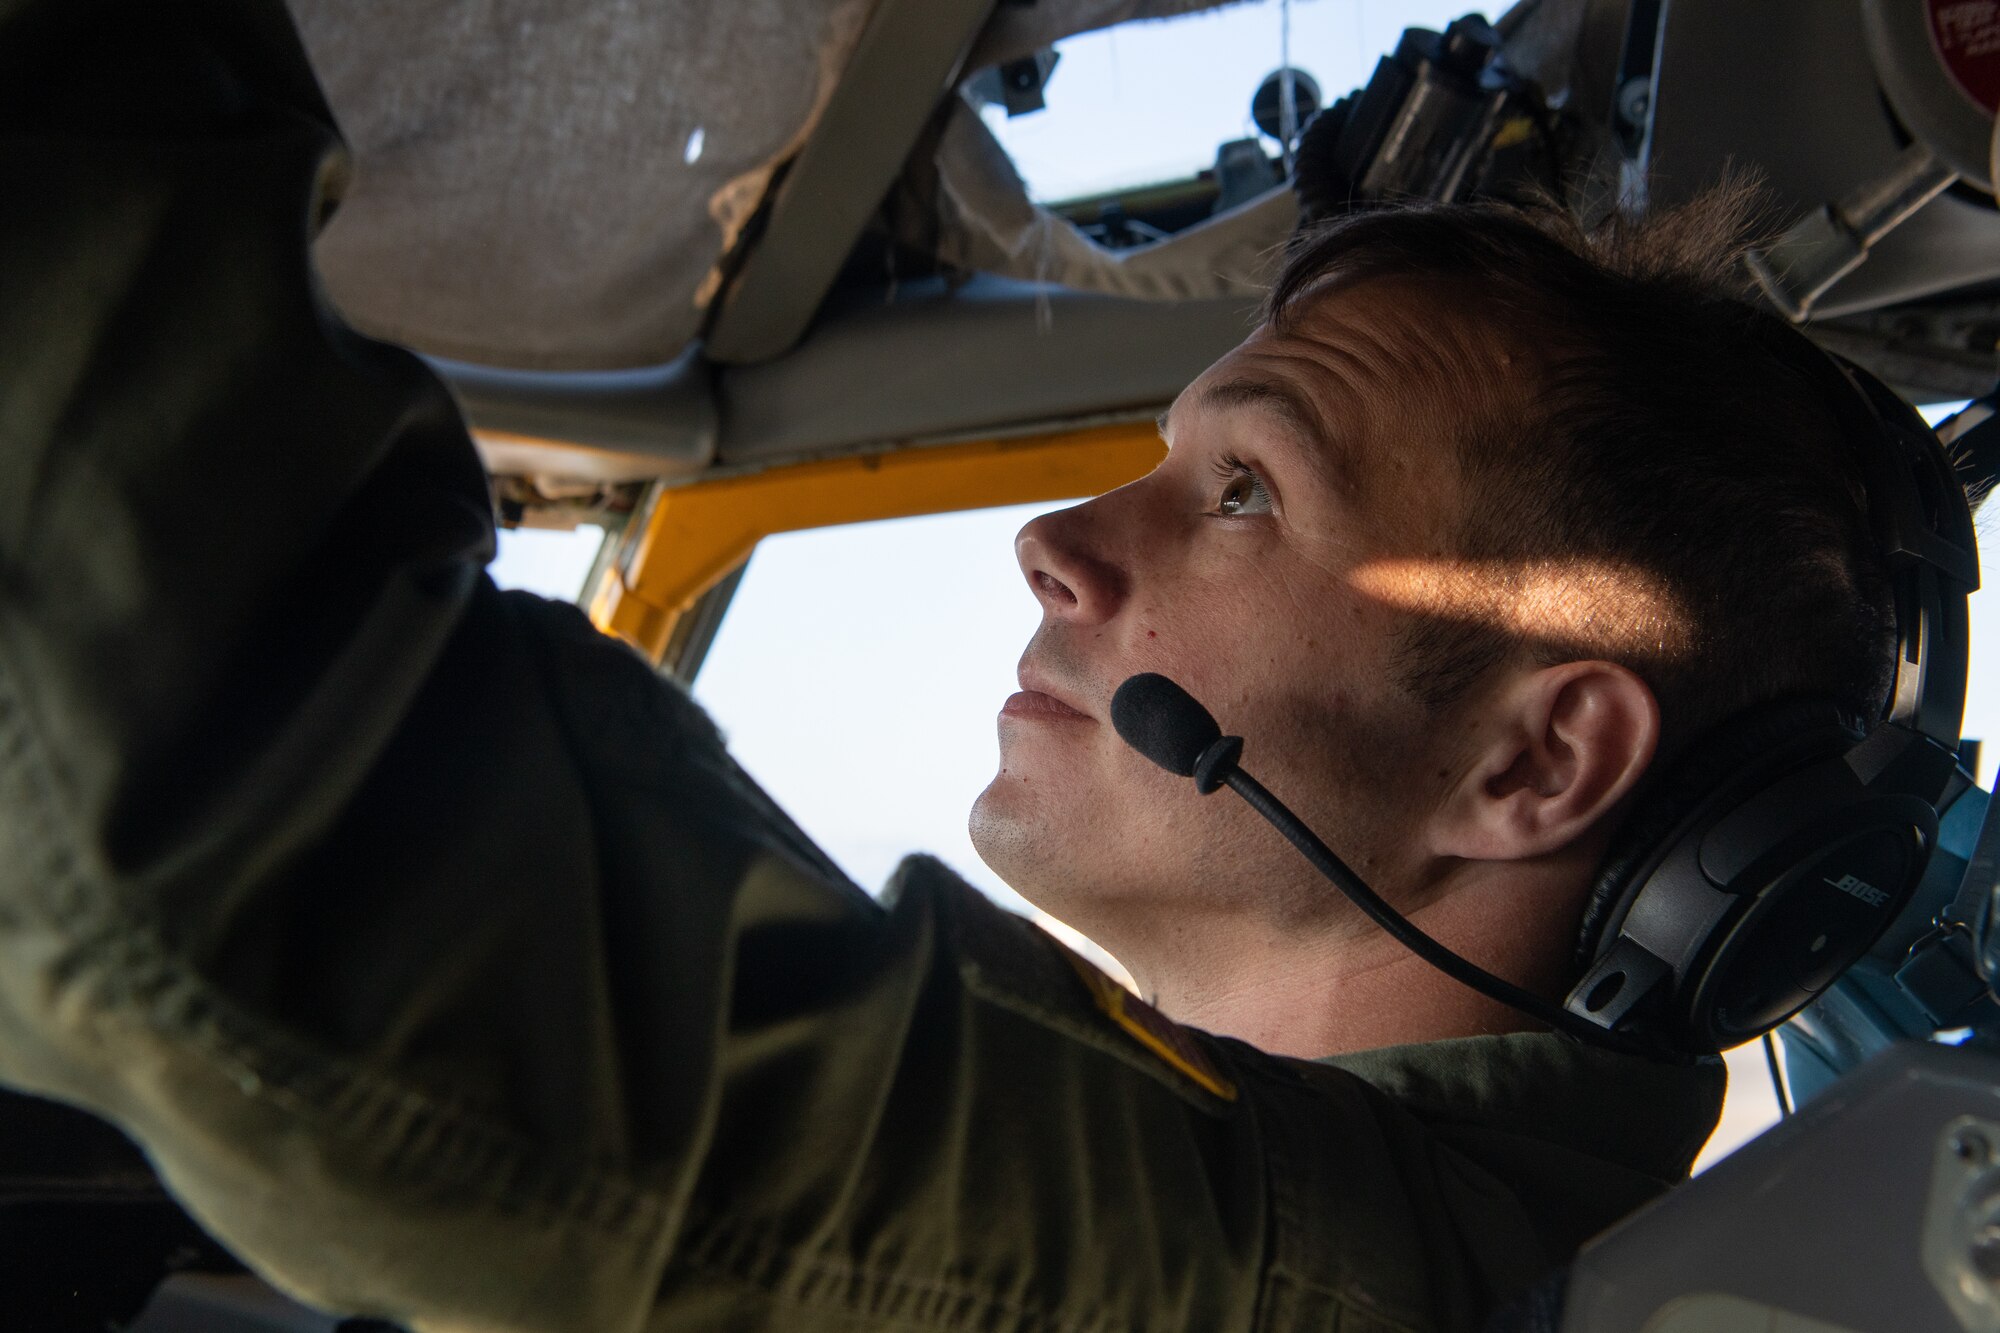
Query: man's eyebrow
xmin=1193 ymin=377 xmax=1327 ymax=449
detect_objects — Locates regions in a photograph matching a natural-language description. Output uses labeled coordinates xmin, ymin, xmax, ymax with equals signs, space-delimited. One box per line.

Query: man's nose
xmin=1015 ymin=500 xmax=1130 ymax=624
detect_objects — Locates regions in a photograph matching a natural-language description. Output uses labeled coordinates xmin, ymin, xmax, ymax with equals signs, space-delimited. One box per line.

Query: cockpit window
xmin=980 ymin=0 xmax=1478 ymax=203
xmin=1924 ymin=402 xmax=1998 ymax=789
xmin=489 ymin=524 xmax=606 ymax=602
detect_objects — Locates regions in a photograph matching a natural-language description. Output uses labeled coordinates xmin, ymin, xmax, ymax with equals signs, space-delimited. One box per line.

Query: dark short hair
xmin=1267 ymin=185 xmax=1897 ymax=749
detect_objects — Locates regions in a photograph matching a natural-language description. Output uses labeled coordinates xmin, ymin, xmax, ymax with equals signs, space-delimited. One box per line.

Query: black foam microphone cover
xmin=1112 ymin=673 xmax=1222 ymax=777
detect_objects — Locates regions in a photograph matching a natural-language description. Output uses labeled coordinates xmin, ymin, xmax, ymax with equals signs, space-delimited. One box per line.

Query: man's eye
xmin=1214 ymin=463 xmax=1273 ymax=516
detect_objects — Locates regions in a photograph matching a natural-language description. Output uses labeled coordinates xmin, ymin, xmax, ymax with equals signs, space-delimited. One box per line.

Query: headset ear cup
xmin=1574 ymin=698 xmax=1869 ymax=971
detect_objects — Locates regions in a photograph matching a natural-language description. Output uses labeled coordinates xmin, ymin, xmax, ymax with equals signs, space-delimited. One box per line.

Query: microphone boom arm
xmin=1221 ymin=767 xmax=1619 ymax=1045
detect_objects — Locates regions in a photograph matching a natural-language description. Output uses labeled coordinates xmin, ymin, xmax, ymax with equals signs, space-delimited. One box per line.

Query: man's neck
xmin=1114 ymin=868 xmax=1580 ymax=1059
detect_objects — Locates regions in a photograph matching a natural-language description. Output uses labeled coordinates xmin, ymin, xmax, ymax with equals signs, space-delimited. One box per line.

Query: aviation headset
xmin=1562 ymin=327 xmax=1982 ymax=1055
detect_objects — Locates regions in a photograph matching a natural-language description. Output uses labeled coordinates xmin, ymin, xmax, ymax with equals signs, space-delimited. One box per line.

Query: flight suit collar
xmin=1318 ymin=1030 xmax=1728 ymax=1183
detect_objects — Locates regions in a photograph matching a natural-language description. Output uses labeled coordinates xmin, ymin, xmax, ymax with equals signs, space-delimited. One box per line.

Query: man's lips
xmin=1001 ymin=689 xmax=1092 ymax=722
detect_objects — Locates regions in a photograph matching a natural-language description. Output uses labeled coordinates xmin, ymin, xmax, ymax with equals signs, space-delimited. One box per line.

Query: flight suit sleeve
xmin=0 ymin=4 xmax=1308 ymax=1331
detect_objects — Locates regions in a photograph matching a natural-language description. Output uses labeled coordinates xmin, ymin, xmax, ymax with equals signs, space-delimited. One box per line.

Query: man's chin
xmin=969 ymin=777 xmax=1123 ymax=919
xmin=966 ymin=776 xmax=1031 ymax=876
xmin=968 ymin=774 xmax=1074 ymax=902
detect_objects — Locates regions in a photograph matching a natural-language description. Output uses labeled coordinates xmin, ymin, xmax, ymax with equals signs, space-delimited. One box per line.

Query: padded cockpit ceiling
xmin=289 ymin=0 xmax=876 ymax=371
xmin=285 ymin=0 xmax=1244 ymax=372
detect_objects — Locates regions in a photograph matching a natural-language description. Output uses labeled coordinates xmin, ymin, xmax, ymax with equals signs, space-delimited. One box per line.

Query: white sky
xmin=488 ymin=0 xmax=2000 ymax=1167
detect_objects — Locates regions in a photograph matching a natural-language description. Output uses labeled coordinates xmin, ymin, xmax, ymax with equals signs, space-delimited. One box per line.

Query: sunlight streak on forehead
xmin=1352 ymin=555 xmax=1697 ymax=664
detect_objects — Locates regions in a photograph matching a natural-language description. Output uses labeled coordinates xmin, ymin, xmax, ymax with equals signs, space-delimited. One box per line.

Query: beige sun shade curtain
xmin=290 ymin=0 xmax=877 ymax=370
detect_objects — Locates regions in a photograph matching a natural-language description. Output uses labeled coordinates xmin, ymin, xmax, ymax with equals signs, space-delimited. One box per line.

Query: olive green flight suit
xmin=0 ymin=2 xmax=1725 ymax=1329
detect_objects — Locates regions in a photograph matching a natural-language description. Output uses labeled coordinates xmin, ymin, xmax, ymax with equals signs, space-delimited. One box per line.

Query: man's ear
xmin=1429 ymin=661 xmax=1661 ymax=862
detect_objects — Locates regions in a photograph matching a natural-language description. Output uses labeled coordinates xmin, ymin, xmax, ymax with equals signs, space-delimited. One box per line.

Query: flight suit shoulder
xmin=897 ymin=857 xmax=1242 ymax=1113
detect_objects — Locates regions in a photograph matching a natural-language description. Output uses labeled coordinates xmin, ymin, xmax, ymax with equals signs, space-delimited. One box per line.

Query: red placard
xmin=1929 ymin=0 xmax=2000 ymax=114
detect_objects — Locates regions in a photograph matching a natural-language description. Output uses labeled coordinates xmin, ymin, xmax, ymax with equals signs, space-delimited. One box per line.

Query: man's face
xmin=969 ymin=280 xmax=1486 ymax=947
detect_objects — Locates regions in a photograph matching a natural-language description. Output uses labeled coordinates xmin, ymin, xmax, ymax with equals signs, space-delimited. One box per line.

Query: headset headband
xmin=1755 ymin=320 xmax=1978 ymax=746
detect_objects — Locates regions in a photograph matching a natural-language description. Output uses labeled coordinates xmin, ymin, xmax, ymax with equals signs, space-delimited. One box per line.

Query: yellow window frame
xmin=580 ymin=420 xmax=1166 ymax=664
